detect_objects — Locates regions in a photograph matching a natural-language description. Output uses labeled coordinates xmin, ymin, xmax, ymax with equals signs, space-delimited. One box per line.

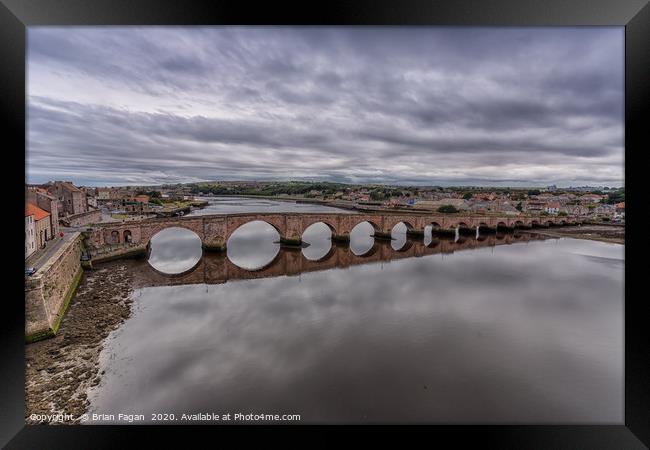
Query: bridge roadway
xmin=134 ymin=231 xmax=552 ymax=288
xmin=84 ymin=211 xmax=581 ymax=262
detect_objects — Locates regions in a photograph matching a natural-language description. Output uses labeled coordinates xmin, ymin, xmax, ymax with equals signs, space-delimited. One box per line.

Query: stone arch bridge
xmin=134 ymin=231 xmax=551 ymax=288
xmin=85 ymin=212 xmax=581 ymax=262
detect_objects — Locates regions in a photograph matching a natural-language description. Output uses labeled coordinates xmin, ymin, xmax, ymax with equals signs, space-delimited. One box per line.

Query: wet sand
xmin=25 ymin=260 xmax=136 ymax=424
xmin=527 ymin=224 xmax=624 ymax=245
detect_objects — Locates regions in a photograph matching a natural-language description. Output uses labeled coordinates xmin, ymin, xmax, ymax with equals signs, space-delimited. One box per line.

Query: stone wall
xmin=25 ymin=233 xmax=84 ymax=342
xmin=87 ymin=241 xmax=147 ymax=264
xmin=62 ymin=209 xmax=101 ymax=227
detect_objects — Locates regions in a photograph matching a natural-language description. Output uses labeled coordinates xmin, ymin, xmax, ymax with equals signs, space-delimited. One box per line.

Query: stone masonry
xmin=86 ymin=212 xmax=581 ymax=261
xmin=25 ymin=233 xmax=84 ymax=342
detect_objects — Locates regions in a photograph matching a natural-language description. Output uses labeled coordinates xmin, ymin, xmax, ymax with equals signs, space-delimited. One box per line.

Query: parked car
xmin=25 ymin=267 xmax=37 ymax=276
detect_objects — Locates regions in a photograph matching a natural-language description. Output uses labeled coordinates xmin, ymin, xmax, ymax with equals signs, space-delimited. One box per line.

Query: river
xmin=84 ymin=197 xmax=624 ymax=424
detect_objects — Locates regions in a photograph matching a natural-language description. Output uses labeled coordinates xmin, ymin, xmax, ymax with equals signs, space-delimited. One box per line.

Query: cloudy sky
xmin=27 ymin=27 xmax=624 ymax=187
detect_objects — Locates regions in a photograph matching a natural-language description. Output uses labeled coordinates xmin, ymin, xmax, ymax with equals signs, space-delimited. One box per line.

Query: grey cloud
xmin=27 ymin=27 xmax=624 ymax=186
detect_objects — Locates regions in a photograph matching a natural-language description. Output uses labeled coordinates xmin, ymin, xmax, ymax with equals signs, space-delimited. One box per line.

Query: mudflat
xmin=25 ymin=260 xmax=135 ymax=424
xmin=527 ymin=224 xmax=624 ymax=244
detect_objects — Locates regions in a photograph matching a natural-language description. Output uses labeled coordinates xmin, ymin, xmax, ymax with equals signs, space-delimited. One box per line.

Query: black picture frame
xmin=2 ymin=0 xmax=647 ymax=447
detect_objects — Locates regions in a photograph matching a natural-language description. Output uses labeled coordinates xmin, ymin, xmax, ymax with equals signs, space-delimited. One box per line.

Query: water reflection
xmin=89 ymin=196 xmax=623 ymax=424
xmin=148 ymin=227 xmax=202 ymax=274
xmin=350 ymin=221 xmax=375 ymax=256
xmin=188 ymin=196 xmax=354 ymax=216
xmin=136 ymin=233 xmax=550 ymax=288
xmin=391 ymin=222 xmax=408 ymax=250
xmin=227 ymin=221 xmax=281 ymax=270
xmin=302 ymin=222 xmax=333 ymax=261
xmin=90 ymin=235 xmax=624 ymax=424
xmin=424 ymin=225 xmax=433 ymax=246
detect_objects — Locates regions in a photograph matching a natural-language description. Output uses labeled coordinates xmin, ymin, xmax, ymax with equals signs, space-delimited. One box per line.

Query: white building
xmin=87 ymin=194 xmax=98 ymax=209
xmin=544 ymin=202 xmax=560 ymax=215
xmin=25 ymin=213 xmax=36 ymax=259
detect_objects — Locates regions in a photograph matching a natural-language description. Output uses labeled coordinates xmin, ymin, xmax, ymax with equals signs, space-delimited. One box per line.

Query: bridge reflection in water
xmin=136 ymin=231 xmax=552 ymax=288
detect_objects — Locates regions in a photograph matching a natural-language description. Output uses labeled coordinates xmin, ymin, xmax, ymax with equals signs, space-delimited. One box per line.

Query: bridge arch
xmin=148 ymin=255 xmax=204 ymax=279
xmin=425 ymin=238 xmax=441 ymax=249
xmin=301 ymin=221 xmax=336 ymax=239
xmin=226 ymin=220 xmax=282 ymax=271
xmin=228 ymin=249 xmax=283 ymax=273
xmin=301 ymin=222 xmax=335 ymax=261
xmin=351 ymin=241 xmax=379 ymax=258
xmin=147 ymin=227 xmax=204 ymax=275
xmin=303 ymin=244 xmax=335 ymax=263
xmin=350 ymin=219 xmax=381 ymax=233
xmin=227 ymin=219 xmax=282 ymax=243
xmin=392 ymin=220 xmax=414 ymax=231
xmin=394 ymin=239 xmax=413 ymax=252
xmin=300 ymin=216 xmax=338 ymax=234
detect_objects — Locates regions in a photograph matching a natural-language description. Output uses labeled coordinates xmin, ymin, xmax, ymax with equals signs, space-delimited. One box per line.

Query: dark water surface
xmin=86 ymin=198 xmax=623 ymax=424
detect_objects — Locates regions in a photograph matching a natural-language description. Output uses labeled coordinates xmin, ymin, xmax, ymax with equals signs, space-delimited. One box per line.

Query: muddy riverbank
xmin=527 ymin=224 xmax=624 ymax=244
xmin=25 ymin=260 xmax=136 ymax=424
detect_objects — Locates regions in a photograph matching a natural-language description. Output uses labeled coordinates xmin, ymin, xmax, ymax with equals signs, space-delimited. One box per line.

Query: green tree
xmin=515 ymin=202 xmax=523 ymax=212
xmin=437 ymin=205 xmax=458 ymax=214
xmin=462 ymin=192 xmax=473 ymax=200
xmin=527 ymin=189 xmax=541 ymax=196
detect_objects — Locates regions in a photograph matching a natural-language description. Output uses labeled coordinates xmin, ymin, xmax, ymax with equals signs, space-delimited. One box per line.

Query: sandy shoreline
xmin=525 ymin=225 xmax=624 ymax=245
xmin=25 ymin=260 xmax=135 ymax=424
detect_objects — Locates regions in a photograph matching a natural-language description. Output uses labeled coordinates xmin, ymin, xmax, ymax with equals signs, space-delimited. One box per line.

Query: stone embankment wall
xmin=62 ymin=209 xmax=102 ymax=227
xmin=85 ymin=240 xmax=147 ymax=264
xmin=25 ymin=233 xmax=84 ymax=342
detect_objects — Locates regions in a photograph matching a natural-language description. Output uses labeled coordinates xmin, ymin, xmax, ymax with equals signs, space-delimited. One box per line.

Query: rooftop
xmin=25 ymin=203 xmax=50 ymax=221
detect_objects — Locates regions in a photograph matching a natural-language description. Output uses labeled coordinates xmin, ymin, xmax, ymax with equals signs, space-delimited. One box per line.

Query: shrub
xmin=437 ymin=205 xmax=458 ymax=214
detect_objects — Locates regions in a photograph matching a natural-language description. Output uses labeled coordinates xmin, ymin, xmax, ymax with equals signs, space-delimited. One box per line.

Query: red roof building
xmin=25 ymin=203 xmax=50 ymax=221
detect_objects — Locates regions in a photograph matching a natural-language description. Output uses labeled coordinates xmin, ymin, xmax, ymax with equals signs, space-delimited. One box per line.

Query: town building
xmin=26 ymin=187 xmax=60 ymax=238
xmin=524 ymin=200 xmax=546 ymax=212
xmin=413 ymin=199 xmax=469 ymax=211
xmin=97 ymin=188 xmax=111 ymax=200
xmin=593 ymin=204 xmax=615 ymax=218
xmin=26 ymin=203 xmax=51 ymax=250
xmin=565 ymin=205 xmax=589 ymax=216
xmin=580 ymin=194 xmax=606 ymax=204
xmin=614 ymin=202 xmax=625 ymax=220
xmin=544 ymin=202 xmax=561 ymax=215
xmin=86 ymin=194 xmax=98 ymax=209
xmin=25 ymin=212 xmax=36 ymax=259
xmin=47 ymin=181 xmax=88 ymax=216
xmin=496 ymin=202 xmax=520 ymax=215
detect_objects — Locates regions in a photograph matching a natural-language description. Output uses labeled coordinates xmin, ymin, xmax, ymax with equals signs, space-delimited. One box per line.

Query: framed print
xmin=1 ymin=0 xmax=648 ymax=447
